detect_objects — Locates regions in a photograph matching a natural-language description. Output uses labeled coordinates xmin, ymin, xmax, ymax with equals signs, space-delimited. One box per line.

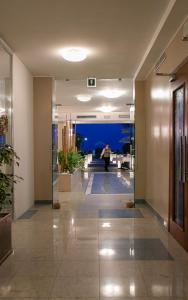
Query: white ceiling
xmin=0 ymin=0 xmax=172 ymax=79
xmin=55 ymin=78 xmax=133 ymax=114
xmin=0 ymin=0 xmax=187 ymax=120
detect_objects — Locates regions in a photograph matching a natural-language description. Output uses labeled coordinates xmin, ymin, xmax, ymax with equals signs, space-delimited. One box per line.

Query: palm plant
xmin=0 ymin=144 xmax=21 ymax=212
xmin=58 ymin=150 xmax=84 ymax=174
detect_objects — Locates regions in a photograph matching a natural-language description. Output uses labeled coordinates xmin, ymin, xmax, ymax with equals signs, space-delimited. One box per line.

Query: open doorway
xmin=52 ymin=78 xmax=135 ymax=206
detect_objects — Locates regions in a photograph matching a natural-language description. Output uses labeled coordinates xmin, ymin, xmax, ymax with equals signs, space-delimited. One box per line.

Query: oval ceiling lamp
xmin=61 ymin=47 xmax=88 ymax=62
xmin=77 ymin=95 xmax=92 ymax=102
xmin=100 ymin=89 xmax=124 ymax=99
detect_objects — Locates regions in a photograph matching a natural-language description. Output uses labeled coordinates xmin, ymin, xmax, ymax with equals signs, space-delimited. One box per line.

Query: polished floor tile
xmin=99 ymin=208 xmax=143 ymax=218
xmin=51 ymin=276 xmax=99 ymax=298
xmin=99 ymin=238 xmax=173 ymax=260
xmin=18 ymin=209 xmax=38 ymax=219
xmin=1 ymin=170 xmax=188 ymax=299
xmin=91 ymin=173 xmax=134 ymax=194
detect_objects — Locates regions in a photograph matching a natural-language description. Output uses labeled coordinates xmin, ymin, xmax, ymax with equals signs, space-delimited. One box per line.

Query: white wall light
xmin=130 ymin=105 xmax=135 ymax=121
xmin=61 ymin=47 xmax=88 ymax=62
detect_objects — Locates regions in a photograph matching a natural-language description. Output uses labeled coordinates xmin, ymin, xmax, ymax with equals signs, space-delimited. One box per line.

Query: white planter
xmin=58 ymin=169 xmax=81 ymax=192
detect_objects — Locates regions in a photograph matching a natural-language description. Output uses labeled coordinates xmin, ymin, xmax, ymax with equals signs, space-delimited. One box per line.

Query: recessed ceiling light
xmin=100 ymin=89 xmax=124 ymax=99
xmin=77 ymin=95 xmax=92 ymax=102
xmin=99 ymin=106 xmax=115 ymax=113
xmin=61 ymin=47 xmax=88 ymax=62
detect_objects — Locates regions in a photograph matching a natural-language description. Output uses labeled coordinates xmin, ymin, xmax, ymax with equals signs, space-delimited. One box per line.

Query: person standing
xmin=100 ymin=144 xmax=111 ymax=171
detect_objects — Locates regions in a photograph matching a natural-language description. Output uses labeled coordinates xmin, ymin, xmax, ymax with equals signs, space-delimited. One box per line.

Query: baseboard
xmin=35 ymin=200 xmax=52 ymax=205
xmin=135 ymin=199 xmax=146 ymax=204
xmin=145 ymin=201 xmax=167 ymax=228
xmin=135 ymin=198 xmax=167 ymax=229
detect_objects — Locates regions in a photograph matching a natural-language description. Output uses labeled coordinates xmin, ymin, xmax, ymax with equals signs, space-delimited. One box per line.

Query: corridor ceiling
xmin=0 ymin=0 xmax=187 ymax=80
xmin=55 ymin=78 xmax=133 ymax=113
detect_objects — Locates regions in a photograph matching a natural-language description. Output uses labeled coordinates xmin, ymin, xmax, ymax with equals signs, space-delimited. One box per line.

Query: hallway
xmin=1 ymin=171 xmax=188 ymax=299
xmin=0 ymin=1 xmax=188 ymax=299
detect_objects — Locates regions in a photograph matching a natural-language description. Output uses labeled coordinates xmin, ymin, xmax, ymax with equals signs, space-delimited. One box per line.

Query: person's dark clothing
xmin=104 ymin=157 xmax=110 ymax=171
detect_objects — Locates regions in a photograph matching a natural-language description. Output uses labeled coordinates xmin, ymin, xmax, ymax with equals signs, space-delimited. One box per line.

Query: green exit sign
xmin=87 ymin=77 xmax=96 ymax=87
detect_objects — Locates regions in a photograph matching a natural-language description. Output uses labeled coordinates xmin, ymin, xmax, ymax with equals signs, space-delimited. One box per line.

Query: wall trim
xmin=135 ymin=199 xmax=168 ymax=229
xmin=135 ymin=199 xmax=146 ymax=204
xmin=35 ymin=200 xmax=52 ymax=205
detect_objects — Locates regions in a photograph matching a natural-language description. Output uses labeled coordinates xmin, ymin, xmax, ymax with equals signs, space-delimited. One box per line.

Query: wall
xmin=33 ymin=77 xmax=53 ymax=202
xmin=136 ymin=24 xmax=188 ymax=222
xmin=144 ymin=74 xmax=171 ymax=221
xmin=12 ymin=54 xmax=34 ymax=219
xmin=135 ymin=81 xmax=146 ymax=200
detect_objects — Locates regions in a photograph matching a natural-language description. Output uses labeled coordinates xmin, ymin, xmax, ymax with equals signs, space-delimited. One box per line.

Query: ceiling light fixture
xmin=61 ymin=47 xmax=88 ymax=62
xmin=100 ymin=89 xmax=124 ymax=99
xmin=99 ymin=106 xmax=115 ymax=113
xmin=77 ymin=95 xmax=92 ymax=102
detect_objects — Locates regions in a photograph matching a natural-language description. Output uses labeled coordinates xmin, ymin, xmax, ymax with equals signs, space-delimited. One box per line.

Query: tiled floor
xmin=1 ymin=170 xmax=188 ymax=299
xmin=89 ymin=172 xmax=134 ymax=195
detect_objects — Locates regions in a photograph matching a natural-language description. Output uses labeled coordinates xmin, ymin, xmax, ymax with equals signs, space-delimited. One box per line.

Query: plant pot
xmin=0 ymin=213 xmax=12 ymax=265
xmin=58 ymin=169 xmax=81 ymax=192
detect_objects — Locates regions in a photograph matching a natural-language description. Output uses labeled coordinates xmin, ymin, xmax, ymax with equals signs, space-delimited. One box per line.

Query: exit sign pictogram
xmin=87 ymin=78 xmax=96 ymax=87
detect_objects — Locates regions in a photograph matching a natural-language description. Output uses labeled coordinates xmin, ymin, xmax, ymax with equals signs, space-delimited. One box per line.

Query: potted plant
xmin=58 ymin=150 xmax=84 ymax=192
xmin=0 ymin=144 xmax=21 ymax=265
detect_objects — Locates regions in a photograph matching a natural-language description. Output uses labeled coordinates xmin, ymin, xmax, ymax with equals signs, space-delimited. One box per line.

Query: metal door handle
xmin=181 ymin=135 xmax=186 ymax=183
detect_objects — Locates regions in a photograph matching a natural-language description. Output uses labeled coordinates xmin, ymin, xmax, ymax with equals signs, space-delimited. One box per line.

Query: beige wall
xmin=135 ymin=81 xmax=146 ymax=200
xmin=144 ymin=74 xmax=171 ymax=221
xmin=33 ymin=77 xmax=53 ymax=202
xmin=13 ymin=55 xmax=34 ymax=218
xmin=135 ymin=24 xmax=188 ymax=222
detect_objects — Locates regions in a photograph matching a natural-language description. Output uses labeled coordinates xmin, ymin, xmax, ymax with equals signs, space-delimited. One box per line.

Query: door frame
xmin=169 ymin=61 xmax=188 ymax=251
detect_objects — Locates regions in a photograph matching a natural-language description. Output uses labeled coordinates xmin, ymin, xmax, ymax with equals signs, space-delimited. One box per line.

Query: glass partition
xmin=0 ymin=43 xmax=13 ymax=211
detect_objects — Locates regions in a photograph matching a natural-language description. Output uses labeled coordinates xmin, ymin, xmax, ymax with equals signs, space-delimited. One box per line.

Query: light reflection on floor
xmin=0 ymin=170 xmax=188 ymax=299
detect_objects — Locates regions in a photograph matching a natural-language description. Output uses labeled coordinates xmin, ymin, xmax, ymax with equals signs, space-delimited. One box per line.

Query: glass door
xmin=0 ymin=43 xmax=13 ymax=212
xmin=169 ymin=63 xmax=188 ymax=251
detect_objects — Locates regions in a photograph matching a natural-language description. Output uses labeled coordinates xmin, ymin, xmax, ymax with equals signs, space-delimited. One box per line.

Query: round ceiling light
xmin=100 ymin=89 xmax=124 ymax=99
xmin=61 ymin=47 xmax=88 ymax=62
xmin=77 ymin=95 xmax=92 ymax=102
xmin=99 ymin=106 xmax=115 ymax=113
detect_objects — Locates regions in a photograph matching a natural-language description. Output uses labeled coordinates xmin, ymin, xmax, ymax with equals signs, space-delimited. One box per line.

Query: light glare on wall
xmin=153 ymin=126 xmax=160 ymax=138
xmin=151 ymin=88 xmax=169 ymax=100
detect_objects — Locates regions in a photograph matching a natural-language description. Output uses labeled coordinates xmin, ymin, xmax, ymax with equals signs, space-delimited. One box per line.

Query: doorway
xmin=169 ymin=60 xmax=188 ymax=251
xmin=52 ymin=78 xmax=135 ymax=205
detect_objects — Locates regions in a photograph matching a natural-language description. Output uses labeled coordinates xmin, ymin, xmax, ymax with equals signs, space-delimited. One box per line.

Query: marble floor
xmin=1 ymin=171 xmax=188 ymax=299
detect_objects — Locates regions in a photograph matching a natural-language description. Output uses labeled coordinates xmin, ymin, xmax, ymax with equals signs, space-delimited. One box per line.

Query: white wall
xmin=12 ymin=55 xmax=34 ymax=219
